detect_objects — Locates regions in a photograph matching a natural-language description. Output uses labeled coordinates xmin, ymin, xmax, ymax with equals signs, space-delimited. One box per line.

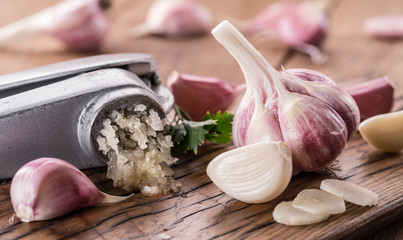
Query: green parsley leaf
xmin=203 ymin=111 xmax=234 ymax=144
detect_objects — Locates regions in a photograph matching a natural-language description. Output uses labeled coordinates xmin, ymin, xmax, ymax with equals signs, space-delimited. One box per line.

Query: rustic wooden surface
xmin=0 ymin=0 xmax=402 ymax=239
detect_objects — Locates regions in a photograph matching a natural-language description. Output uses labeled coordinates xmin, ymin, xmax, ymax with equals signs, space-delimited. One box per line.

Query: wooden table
xmin=0 ymin=0 xmax=402 ymax=239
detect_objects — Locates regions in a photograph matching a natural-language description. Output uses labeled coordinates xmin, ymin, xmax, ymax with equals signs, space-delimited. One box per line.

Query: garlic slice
xmin=206 ymin=141 xmax=292 ymax=203
xmin=292 ymin=189 xmax=346 ymax=214
xmin=273 ymin=201 xmax=330 ymax=226
xmin=358 ymin=110 xmax=403 ymax=152
xmin=320 ymin=179 xmax=378 ymax=206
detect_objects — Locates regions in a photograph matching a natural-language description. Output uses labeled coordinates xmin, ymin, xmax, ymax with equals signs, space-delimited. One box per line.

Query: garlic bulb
xmin=206 ymin=141 xmax=292 ymax=203
xmin=10 ymin=158 xmax=131 ymax=223
xmin=211 ymin=21 xmax=360 ymax=173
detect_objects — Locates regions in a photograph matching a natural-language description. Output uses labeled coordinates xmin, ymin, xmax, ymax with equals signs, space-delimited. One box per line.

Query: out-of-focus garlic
xmin=364 ymin=15 xmax=403 ymax=38
xmin=358 ymin=110 xmax=403 ymax=152
xmin=0 ymin=0 xmax=109 ymax=51
xmin=245 ymin=1 xmax=329 ymax=64
xmin=211 ymin=20 xmax=359 ymax=173
xmin=10 ymin=158 xmax=131 ymax=223
xmin=344 ymin=77 xmax=395 ymax=121
xmin=167 ymin=71 xmax=241 ymax=120
xmin=320 ymin=179 xmax=378 ymax=206
xmin=292 ymin=189 xmax=345 ymax=214
xmin=206 ymin=141 xmax=292 ymax=203
xmin=130 ymin=0 xmax=213 ymax=38
xmin=273 ymin=201 xmax=330 ymax=226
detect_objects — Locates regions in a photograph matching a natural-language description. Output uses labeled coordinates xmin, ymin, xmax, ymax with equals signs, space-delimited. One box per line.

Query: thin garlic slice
xmin=320 ymin=179 xmax=378 ymax=206
xmin=358 ymin=110 xmax=403 ymax=152
xmin=273 ymin=201 xmax=330 ymax=226
xmin=292 ymin=189 xmax=345 ymax=214
xmin=206 ymin=141 xmax=292 ymax=203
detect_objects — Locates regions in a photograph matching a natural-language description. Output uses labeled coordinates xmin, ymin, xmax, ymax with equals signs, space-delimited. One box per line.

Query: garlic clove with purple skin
xmin=130 ymin=0 xmax=213 ymax=38
xmin=344 ymin=77 xmax=395 ymax=122
xmin=10 ymin=158 xmax=132 ymax=223
xmin=167 ymin=71 xmax=239 ymax=121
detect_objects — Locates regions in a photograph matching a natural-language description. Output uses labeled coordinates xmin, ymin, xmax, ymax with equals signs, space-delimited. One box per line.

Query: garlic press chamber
xmin=0 ymin=53 xmax=174 ymax=179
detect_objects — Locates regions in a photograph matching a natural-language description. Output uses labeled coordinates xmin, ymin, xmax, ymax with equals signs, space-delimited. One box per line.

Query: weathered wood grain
xmin=0 ymin=0 xmax=402 ymax=239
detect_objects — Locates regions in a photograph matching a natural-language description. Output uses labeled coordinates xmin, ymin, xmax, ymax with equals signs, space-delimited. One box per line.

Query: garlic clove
xmin=10 ymin=158 xmax=132 ymax=222
xmin=274 ymin=83 xmax=348 ymax=173
xmin=130 ymin=0 xmax=213 ymax=38
xmin=206 ymin=141 xmax=292 ymax=203
xmin=320 ymin=179 xmax=378 ymax=206
xmin=273 ymin=201 xmax=330 ymax=226
xmin=292 ymin=189 xmax=346 ymax=214
xmin=344 ymin=77 xmax=395 ymax=122
xmin=364 ymin=15 xmax=403 ymax=38
xmin=284 ymin=69 xmax=360 ymax=139
xmin=358 ymin=110 xmax=403 ymax=152
xmin=167 ymin=71 xmax=238 ymax=121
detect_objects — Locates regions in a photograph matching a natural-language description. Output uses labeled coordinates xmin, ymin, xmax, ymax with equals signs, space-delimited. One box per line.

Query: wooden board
xmin=0 ymin=0 xmax=402 ymax=239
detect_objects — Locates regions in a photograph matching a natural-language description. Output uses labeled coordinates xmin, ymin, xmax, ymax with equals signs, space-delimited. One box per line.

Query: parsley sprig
xmin=168 ymin=105 xmax=234 ymax=154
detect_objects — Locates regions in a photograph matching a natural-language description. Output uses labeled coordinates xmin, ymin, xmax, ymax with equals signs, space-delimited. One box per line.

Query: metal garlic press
xmin=0 ymin=53 xmax=174 ymax=179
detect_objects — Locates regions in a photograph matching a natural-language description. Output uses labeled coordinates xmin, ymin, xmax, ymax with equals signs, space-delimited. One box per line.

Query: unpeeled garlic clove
xmin=167 ymin=71 xmax=238 ymax=120
xmin=130 ymin=0 xmax=213 ymax=38
xmin=10 ymin=158 xmax=131 ymax=223
xmin=344 ymin=77 xmax=395 ymax=121
xmin=320 ymin=179 xmax=378 ymax=206
xmin=273 ymin=201 xmax=330 ymax=226
xmin=292 ymin=189 xmax=345 ymax=214
xmin=358 ymin=110 xmax=403 ymax=152
xmin=206 ymin=141 xmax=292 ymax=203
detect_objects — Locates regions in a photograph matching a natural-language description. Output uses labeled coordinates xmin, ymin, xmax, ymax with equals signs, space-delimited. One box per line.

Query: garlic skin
xmin=130 ymin=0 xmax=212 ymax=37
xmin=212 ymin=21 xmax=358 ymax=173
xmin=167 ymin=71 xmax=238 ymax=120
xmin=358 ymin=110 xmax=403 ymax=152
xmin=344 ymin=77 xmax=395 ymax=121
xmin=10 ymin=158 xmax=131 ymax=223
xmin=206 ymin=141 xmax=292 ymax=203
xmin=0 ymin=0 xmax=109 ymax=52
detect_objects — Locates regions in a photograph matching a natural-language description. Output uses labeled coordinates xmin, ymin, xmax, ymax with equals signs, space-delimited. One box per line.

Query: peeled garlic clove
xmin=10 ymin=158 xmax=131 ymax=222
xmin=206 ymin=141 xmax=292 ymax=203
xmin=320 ymin=179 xmax=378 ymax=206
xmin=273 ymin=201 xmax=330 ymax=226
xmin=167 ymin=71 xmax=238 ymax=120
xmin=344 ymin=77 xmax=395 ymax=122
xmin=130 ymin=0 xmax=212 ymax=37
xmin=358 ymin=110 xmax=403 ymax=152
xmin=292 ymin=189 xmax=345 ymax=214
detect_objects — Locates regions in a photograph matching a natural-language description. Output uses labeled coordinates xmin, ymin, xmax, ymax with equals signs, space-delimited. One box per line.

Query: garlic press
xmin=0 ymin=53 xmax=174 ymax=179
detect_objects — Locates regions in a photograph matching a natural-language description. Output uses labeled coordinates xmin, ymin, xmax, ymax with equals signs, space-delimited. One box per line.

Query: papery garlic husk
xmin=292 ymin=189 xmax=345 ymax=214
xmin=273 ymin=201 xmax=330 ymax=226
xmin=130 ymin=0 xmax=213 ymax=37
xmin=10 ymin=158 xmax=131 ymax=223
xmin=167 ymin=71 xmax=238 ymax=120
xmin=206 ymin=141 xmax=292 ymax=203
xmin=320 ymin=179 xmax=378 ymax=206
xmin=364 ymin=15 xmax=403 ymax=38
xmin=212 ymin=21 xmax=357 ymax=173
